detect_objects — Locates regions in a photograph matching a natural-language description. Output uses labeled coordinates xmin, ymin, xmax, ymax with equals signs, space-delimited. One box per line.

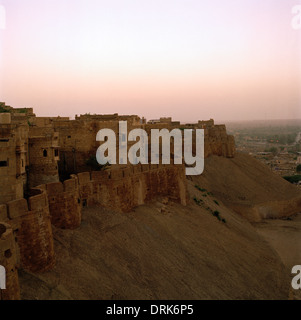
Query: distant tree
xmin=269 ymin=147 xmax=278 ymax=155
xmin=86 ymin=156 xmax=110 ymax=171
xmin=283 ymin=175 xmax=301 ymax=184
xmin=0 ymin=106 xmax=10 ymax=113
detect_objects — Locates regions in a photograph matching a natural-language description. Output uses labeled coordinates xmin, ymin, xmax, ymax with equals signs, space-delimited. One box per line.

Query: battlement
xmin=70 ymin=163 xmax=188 ymax=213
xmin=42 ymin=177 xmax=82 ymax=229
xmin=198 ymin=119 xmax=215 ymax=128
xmin=74 ymin=113 xmax=144 ymax=125
xmin=1 ymin=187 xmax=55 ymax=273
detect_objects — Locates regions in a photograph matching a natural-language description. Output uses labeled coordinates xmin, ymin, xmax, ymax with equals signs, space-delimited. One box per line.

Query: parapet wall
xmin=1 ymin=187 xmax=55 ymax=273
xmin=72 ymin=163 xmax=188 ymax=213
xmin=204 ymin=126 xmax=235 ymax=158
xmin=41 ymin=178 xmax=82 ymax=229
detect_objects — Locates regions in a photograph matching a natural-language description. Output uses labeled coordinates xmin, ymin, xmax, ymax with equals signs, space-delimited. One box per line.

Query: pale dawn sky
xmin=0 ymin=0 xmax=300 ymax=122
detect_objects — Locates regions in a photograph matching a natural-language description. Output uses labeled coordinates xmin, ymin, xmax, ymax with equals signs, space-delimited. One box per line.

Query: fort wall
xmin=72 ymin=163 xmax=188 ymax=213
xmin=44 ymin=178 xmax=82 ymax=229
xmin=53 ymin=119 xmax=142 ymax=175
xmin=0 ymin=222 xmax=20 ymax=300
xmin=0 ymin=104 xmax=237 ymax=300
xmin=1 ymin=187 xmax=55 ymax=273
xmin=205 ymin=126 xmax=235 ymax=158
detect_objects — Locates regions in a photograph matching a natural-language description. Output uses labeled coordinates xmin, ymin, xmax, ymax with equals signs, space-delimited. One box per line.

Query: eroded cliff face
xmin=4 ymin=189 xmax=56 ymax=273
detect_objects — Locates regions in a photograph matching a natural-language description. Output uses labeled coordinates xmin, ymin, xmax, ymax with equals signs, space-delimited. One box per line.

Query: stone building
xmin=28 ymin=126 xmax=60 ymax=188
xmin=0 ymin=102 xmax=236 ymax=300
xmin=0 ymin=113 xmax=28 ymax=204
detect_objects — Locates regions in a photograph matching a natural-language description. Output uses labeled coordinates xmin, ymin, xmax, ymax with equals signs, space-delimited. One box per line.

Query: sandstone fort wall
xmin=0 ymin=222 xmax=20 ymax=300
xmin=1 ymin=187 xmax=55 ymax=274
xmin=72 ymin=163 xmax=188 ymax=213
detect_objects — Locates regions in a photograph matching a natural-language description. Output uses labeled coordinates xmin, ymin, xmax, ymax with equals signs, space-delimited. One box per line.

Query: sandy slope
xmin=254 ymin=214 xmax=301 ymax=300
xmin=19 ymin=198 xmax=289 ymax=299
xmin=18 ymin=153 xmax=300 ymax=300
xmin=191 ymin=153 xmax=301 ymax=221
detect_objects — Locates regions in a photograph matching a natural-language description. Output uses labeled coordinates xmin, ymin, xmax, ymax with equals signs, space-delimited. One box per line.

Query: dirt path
xmin=253 ymin=214 xmax=301 ymax=300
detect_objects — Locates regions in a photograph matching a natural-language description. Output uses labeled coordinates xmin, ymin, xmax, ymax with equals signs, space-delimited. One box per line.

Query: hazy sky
xmin=0 ymin=0 xmax=300 ymax=122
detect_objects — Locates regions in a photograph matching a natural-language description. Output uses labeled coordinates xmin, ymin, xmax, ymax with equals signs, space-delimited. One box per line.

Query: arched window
xmin=43 ymin=149 xmax=48 ymax=157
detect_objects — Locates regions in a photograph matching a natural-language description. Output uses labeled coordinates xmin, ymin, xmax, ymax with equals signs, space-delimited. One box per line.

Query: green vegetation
xmin=193 ymin=197 xmax=226 ymax=224
xmin=264 ymin=147 xmax=278 ymax=155
xmin=16 ymin=108 xmax=27 ymax=114
xmin=213 ymin=200 xmax=219 ymax=206
xmin=0 ymin=105 xmax=10 ymax=113
xmin=213 ymin=210 xmax=221 ymax=220
xmin=266 ymin=133 xmax=297 ymax=145
xmin=229 ymin=124 xmax=299 ymax=145
xmin=0 ymin=105 xmax=27 ymax=114
xmin=296 ymin=164 xmax=301 ymax=173
xmin=212 ymin=210 xmax=226 ymax=223
xmin=86 ymin=156 xmax=110 ymax=171
xmin=228 ymin=122 xmax=301 ymax=156
xmin=193 ymin=197 xmax=203 ymax=205
xmin=194 ymin=185 xmax=214 ymax=197
xmin=283 ymin=175 xmax=301 ymax=184
xmin=194 ymin=185 xmax=207 ymax=192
